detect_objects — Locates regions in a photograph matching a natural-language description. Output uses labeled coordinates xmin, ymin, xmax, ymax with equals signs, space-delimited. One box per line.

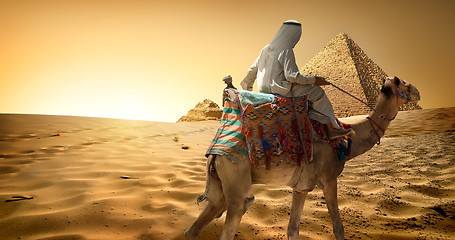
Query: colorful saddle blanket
xmin=206 ymin=89 xmax=313 ymax=169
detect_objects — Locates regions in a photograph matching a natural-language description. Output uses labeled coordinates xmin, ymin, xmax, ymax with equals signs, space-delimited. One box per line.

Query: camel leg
xmin=322 ymin=178 xmax=345 ymax=240
xmin=185 ymin=169 xmax=226 ymax=240
xmin=215 ymin=156 xmax=253 ymax=240
xmin=287 ymin=190 xmax=309 ymax=240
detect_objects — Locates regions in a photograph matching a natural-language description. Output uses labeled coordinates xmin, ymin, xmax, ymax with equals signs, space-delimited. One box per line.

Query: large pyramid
xmin=301 ymin=33 xmax=421 ymax=117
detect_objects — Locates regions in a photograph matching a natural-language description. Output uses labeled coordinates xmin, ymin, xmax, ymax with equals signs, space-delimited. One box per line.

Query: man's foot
xmin=327 ymin=126 xmax=353 ymax=140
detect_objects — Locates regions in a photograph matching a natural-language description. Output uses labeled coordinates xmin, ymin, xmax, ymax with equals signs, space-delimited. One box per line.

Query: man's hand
xmin=314 ymin=76 xmax=330 ymax=86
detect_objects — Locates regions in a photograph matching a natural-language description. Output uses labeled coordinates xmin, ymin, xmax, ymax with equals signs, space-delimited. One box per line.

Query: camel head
xmin=381 ymin=76 xmax=420 ymax=107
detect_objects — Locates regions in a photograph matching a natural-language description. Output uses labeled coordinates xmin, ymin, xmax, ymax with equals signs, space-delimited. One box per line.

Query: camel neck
xmin=346 ymin=97 xmax=399 ymax=160
xmin=368 ymin=97 xmax=399 ymax=136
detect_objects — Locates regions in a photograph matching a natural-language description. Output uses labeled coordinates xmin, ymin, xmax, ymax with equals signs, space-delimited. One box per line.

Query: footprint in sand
xmin=5 ymin=195 xmax=33 ymax=202
xmin=120 ymin=175 xmax=138 ymax=179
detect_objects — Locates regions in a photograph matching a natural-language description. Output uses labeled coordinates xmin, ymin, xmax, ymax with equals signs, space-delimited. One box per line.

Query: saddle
xmin=206 ymin=87 xmax=353 ymax=169
xmin=207 ymin=89 xmax=314 ymax=169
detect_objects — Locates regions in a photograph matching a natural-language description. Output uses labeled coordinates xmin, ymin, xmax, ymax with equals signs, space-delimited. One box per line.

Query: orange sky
xmin=1 ymin=0 xmax=454 ymax=122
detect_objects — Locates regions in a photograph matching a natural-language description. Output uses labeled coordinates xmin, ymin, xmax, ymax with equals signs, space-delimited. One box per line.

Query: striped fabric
xmin=206 ymin=96 xmax=248 ymax=163
xmin=206 ymin=89 xmax=349 ymax=168
xmin=206 ymin=89 xmax=313 ymax=169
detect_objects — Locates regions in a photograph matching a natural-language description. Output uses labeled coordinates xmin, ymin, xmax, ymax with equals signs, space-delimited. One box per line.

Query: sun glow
xmin=116 ymin=98 xmax=145 ymax=121
xmin=1 ymin=1 xmax=453 ymax=123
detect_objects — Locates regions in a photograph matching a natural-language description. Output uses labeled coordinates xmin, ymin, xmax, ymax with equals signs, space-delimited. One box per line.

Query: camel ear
xmin=381 ymin=85 xmax=393 ymax=97
xmin=394 ymin=76 xmax=400 ymax=86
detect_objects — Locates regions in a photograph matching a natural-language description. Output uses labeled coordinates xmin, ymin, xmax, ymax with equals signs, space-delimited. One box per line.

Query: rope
xmin=367 ymin=116 xmax=383 ymax=145
xmin=290 ymin=83 xmax=309 ymax=165
xmin=328 ymin=82 xmax=396 ymax=121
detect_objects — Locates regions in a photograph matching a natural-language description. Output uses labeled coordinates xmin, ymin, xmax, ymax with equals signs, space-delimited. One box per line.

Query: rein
xmin=328 ymin=82 xmax=396 ymax=121
xmin=328 ymin=81 xmax=402 ymax=145
xmin=367 ymin=116 xmax=384 ymax=145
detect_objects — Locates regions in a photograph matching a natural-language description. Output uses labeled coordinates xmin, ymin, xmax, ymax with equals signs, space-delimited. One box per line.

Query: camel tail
xmin=196 ymin=154 xmax=216 ymax=205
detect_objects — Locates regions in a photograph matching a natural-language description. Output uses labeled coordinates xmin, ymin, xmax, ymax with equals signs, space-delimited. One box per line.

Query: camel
xmin=185 ymin=76 xmax=420 ymax=240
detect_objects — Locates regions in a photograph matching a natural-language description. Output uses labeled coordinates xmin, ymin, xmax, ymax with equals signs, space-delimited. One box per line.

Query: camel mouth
xmin=408 ymin=84 xmax=421 ymax=103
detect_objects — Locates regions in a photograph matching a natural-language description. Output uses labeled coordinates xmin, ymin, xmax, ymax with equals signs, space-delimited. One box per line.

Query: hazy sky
xmin=1 ymin=0 xmax=454 ymax=122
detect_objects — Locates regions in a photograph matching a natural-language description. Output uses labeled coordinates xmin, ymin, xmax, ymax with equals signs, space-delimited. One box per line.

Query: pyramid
xmin=177 ymin=99 xmax=222 ymax=122
xmin=301 ymin=33 xmax=421 ymax=117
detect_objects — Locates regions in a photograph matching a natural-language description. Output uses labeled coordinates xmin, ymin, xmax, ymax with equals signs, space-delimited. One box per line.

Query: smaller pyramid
xmin=178 ymin=99 xmax=222 ymax=122
xmin=301 ymin=33 xmax=421 ymax=117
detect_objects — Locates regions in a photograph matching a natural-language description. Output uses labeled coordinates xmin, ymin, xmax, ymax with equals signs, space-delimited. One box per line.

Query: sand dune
xmin=0 ymin=107 xmax=454 ymax=239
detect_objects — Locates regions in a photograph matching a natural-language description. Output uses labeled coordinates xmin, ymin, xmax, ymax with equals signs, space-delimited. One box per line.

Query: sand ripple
xmin=0 ymin=109 xmax=454 ymax=239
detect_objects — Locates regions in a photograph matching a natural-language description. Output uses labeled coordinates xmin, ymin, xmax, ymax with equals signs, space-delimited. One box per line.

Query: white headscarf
xmin=267 ymin=20 xmax=302 ymax=52
xmin=254 ymin=20 xmax=302 ymax=93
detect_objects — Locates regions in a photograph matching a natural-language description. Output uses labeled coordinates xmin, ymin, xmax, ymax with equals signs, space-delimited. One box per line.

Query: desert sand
xmin=0 ymin=107 xmax=454 ymax=240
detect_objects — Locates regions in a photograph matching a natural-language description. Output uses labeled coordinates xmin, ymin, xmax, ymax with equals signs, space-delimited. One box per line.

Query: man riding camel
xmin=240 ymin=20 xmax=352 ymax=139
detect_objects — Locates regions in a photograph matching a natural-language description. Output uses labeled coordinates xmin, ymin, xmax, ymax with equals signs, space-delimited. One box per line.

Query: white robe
xmin=240 ymin=21 xmax=341 ymax=128
xmin=241 ymin=47 xmax=316 ymax=97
